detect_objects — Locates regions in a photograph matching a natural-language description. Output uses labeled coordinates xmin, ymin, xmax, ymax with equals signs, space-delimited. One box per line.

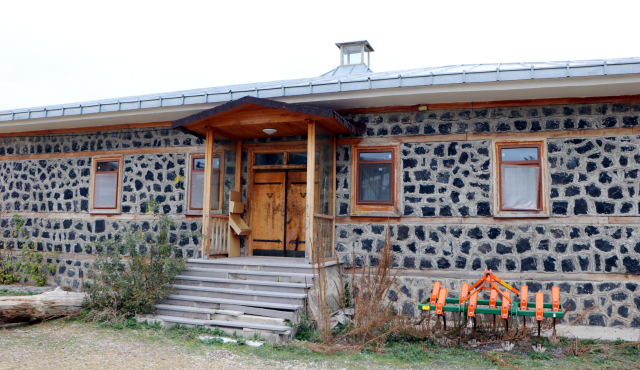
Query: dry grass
xmin=308 ymin=224 xmax=431 ymax=353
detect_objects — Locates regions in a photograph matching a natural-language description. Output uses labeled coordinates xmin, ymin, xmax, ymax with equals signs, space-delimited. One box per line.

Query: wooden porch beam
xmin=305 ymin=121 xmax=316 ymax=262
xmin=201 ymin=129 xmax=215 ymax=258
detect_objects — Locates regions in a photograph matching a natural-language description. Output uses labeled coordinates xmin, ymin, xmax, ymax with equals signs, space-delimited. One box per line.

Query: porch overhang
xmin=171 ymin=96 xmax=360 ymax=139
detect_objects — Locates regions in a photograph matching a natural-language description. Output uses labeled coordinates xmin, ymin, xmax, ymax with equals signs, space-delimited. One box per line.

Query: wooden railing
xmin=206 ymin=214 xmax=229 ymax=256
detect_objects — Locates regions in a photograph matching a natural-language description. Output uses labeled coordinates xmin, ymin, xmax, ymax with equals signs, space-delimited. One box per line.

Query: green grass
xmin=12 ymin=318 xmax=638 ymax=370
xmin=0 ymin=289 xmax=40 ymax=297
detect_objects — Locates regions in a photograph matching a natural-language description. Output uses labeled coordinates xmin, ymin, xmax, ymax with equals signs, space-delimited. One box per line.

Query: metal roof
xmin=335 ymin=40 xmax=374 ymax=52
xmin=2 ymin=57 xmax=640 ymax=123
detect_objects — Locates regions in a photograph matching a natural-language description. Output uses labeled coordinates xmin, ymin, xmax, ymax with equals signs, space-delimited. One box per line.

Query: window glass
xmin=501 ymin=165 xmax=539 ymax=210
xmin=289 ymin=152 xmax=308 ymax=165
xmin=94 ymin=160 xmax=119 ymax=209
xmin=255 ymin=153 xmax=284 ymax=165
xmin=359 ymin=164 xmax=391 ymax=202
xmin=97 ymin=161 xmax=118 ymax=172
xmin=343 ymin=45 xmax=362 ymax=65
xmin=501 ymin=147 xmax=538 ymax=161
xmin=190 ymin=171 xmax=205 ymax=209
xmin=193 ymin=158 xmax=206 ymax=169
xmin=94 ymin=175 xmax=117 ymax=208
xmin=189 ymin=155 xmax=221 ymax=210
xmin=359 ymin=152 xmax=392 ymax=161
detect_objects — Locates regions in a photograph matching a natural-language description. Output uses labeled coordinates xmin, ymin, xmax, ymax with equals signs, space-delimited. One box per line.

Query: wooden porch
xmin=172 ymin=96 xmax=358 ymax=262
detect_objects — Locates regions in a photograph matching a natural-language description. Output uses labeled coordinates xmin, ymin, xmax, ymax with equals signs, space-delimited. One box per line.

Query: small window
xmin=90 ymin=156 xmax=123 ymax=213
xmin=255 ymin=153 xmax=284 ymax=166
xmin=288 ymin=152 xmax=308 ymax=165
xmin=189 ymin=154 xmax=222 ymax=211
xmin=494 ymin=141 xmax=548 ymax=217
xmin=351 ymin=145 xmax=399 ymax=216
xmin=357 ymin=151 xmax=393 ymax=204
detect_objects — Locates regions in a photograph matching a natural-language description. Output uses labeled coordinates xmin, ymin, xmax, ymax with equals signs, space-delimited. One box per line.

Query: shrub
xmin=83 ymin=198 xmax=191 ymax=322
xmin=0 ymin=214 xmax=56 ymax=286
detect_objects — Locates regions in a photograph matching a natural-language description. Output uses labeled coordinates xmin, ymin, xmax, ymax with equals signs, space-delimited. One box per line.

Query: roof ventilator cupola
xmin=321 ymin=40 xmax=375 ymax=77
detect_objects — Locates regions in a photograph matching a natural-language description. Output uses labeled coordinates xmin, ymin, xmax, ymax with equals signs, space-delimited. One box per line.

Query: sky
xmin=1 ymin=0 xmax=639 ymax=111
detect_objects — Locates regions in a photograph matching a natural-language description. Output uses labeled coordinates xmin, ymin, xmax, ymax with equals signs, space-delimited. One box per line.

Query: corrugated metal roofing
xmin=2 ymin=57 xmax=640 ymax=123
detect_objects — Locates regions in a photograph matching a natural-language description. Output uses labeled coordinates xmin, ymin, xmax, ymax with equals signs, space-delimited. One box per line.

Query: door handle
xmin=300 ymin=193 xmax=306 ymax=198
xmin=267 ymin=193 xmax=273 ymax=198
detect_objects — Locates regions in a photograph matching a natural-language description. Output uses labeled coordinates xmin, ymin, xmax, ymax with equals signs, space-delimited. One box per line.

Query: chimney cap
xmin=335 ymin=40 xmax=374 ymax=52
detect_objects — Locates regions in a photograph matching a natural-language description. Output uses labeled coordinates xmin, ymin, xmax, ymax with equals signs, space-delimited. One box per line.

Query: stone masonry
xmin=0 ymin=101 xmax=639 ymax=328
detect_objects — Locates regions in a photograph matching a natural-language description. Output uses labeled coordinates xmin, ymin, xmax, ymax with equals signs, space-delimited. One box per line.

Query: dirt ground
xmin=1 ymin=320 xmax=639 ymax=370
xmin=0 ymin=321 xmax=303 ymax=370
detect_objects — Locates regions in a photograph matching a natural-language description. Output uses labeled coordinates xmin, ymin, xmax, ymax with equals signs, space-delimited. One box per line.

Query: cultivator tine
xmin=430 ymin=282 xmax=441 ymax=305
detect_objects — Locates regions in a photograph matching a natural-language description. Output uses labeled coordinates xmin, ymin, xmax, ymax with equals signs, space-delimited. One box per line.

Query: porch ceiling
xmin=171 ymin=96 xmax=358 ymax=139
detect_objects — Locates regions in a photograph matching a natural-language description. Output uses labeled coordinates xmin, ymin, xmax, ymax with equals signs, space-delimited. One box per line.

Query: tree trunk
xmin=0 ymin=287 xmax=87 ymax=324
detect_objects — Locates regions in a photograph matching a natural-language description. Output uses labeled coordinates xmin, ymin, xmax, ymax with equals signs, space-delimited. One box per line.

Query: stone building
xmin=1 ymin=41 xmax=640 ymax=329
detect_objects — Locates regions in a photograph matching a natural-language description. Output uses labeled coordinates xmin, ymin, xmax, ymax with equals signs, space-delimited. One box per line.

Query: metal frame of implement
xmin=418 ymin=270 xmax=564 ymax=334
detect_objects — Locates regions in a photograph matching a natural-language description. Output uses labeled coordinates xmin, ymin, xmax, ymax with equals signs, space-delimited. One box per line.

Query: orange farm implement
xmin=419 ymin=270 xmax=564 ymax=343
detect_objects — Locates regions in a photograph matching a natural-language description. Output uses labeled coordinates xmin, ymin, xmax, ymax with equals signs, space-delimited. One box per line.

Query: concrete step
xmin=171 ymin=284 xmax=307 ymax=305
xmin=137 ymin=315 xmax=293 ymax=343
xmin=187 ymin=258 xmax=335 ymax=275
xmin=182 ymin=267 xmax=314 ymax=284
xmin=174 ymin=275 xmax=312 ymax=294
xmin=159 ymin=296 xmax=298 ymax=321
xmin=154 ymin=304 xmax=287 ymax=326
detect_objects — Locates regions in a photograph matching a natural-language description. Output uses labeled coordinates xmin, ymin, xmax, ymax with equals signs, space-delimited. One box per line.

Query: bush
xmin=0 ymin=214 xmax=56 ymax=286
xmin=83 ymin=198 xmax=191 ymax=322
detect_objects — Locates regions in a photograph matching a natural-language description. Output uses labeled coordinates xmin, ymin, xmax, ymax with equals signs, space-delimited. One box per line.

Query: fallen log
xmin=0 ymin=287 xmax=87 ymax=324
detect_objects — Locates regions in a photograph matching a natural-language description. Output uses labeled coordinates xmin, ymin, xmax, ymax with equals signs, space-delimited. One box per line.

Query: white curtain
xmin=190 ymin=172 xmax=205 ymax=209
xmin=501 ymin=165 xmax=539 ymax=210
xmin=361 ymin=165 xmax=390 ymax=201
xmin=94 ymin=173 xmax=118 ymax=208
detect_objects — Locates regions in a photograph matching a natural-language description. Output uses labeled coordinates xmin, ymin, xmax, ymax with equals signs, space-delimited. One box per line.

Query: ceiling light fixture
xmin=263 ymin=128 xmax=277 ymax=135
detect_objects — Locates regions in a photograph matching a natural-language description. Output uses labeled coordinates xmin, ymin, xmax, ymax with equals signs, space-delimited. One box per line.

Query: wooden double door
xmin=251 ymin=170 xmax=306 ymax=257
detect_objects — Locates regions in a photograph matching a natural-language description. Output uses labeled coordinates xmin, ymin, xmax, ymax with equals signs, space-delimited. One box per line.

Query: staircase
xmin=137 ymin=257 xmax=328 ymax=343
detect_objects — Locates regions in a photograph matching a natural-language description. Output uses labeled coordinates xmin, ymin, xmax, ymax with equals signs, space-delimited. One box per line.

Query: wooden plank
xmin=334 ymin=216 xmax=612 ymax=225
xmin=251 ymin=171 xmax=286 ymax=252
xmin=229 ymin=213 xmax=251 ymax=235
xmin=0 ymin=212 xmax=200 ymax=220
xmin=286 ymin=171 xmax=307 ymax=254
xmin=305 ymin=122 xmax=316 ymax=261
xmin=0 ymin=145 xmax=206 ymax=162
xmin=0 ymin=121 xmax=172 ymax=138
xmin=201 ymin=129 xmax=215 ymax=257
xmin=235 ymin=141 xmax=242 ymax=192
xmin=609 ymin=217 xmax=640 ymax=224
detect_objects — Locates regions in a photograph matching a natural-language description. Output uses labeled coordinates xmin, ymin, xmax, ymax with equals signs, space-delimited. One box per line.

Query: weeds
xmin=82 ymin=197 xmax=192 ymax=323
xmin=0 ymin=215 xmax=57 ymax=286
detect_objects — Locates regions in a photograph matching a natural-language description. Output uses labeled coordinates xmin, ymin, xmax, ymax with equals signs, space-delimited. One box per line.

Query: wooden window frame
xmin=350 ymin=144 xmax=400 ymax=217
xmin=186 ymin=151 xmax=225 ymax=215
xmin=89 ymin=155 xmax=123 ymax=214
xmin=493 ymin=140 xmax=549 ymax=218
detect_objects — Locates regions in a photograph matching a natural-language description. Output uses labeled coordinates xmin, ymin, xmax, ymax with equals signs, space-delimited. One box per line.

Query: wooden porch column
xmin=201 ymin=129 xmax=215 ymax=258
xmin=305 ymin=121 xmax=316 ymax=263
xmin=228 ymin=139 xmax=243 ymax=257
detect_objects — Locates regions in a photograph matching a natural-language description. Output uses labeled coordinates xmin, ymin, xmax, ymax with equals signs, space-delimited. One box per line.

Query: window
xmin=90 ymin=156 xmax=123 ymax=213
xmin=187 ymin=153 xmax=223 ymax=213
xmin=351 ymin=145 xmax=399 ymax=216
xmin=494 ymin=141 xmax=548 ymax=217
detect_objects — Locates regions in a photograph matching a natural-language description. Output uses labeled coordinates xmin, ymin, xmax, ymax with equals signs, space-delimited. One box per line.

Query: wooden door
xmin=285 ymin=171 xmax=307 ymax=257
xmin=251 ymin=171 xmax=285 ymax=256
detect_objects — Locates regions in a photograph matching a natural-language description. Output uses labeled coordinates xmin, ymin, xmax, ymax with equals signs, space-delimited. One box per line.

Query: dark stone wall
xmin=0 ymin=126 xmax=221 ymax=289
xmin=548 ymin=136 xmax=639 ymax=216
xmin=342 ymin=102 xmax=640 ymax=139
